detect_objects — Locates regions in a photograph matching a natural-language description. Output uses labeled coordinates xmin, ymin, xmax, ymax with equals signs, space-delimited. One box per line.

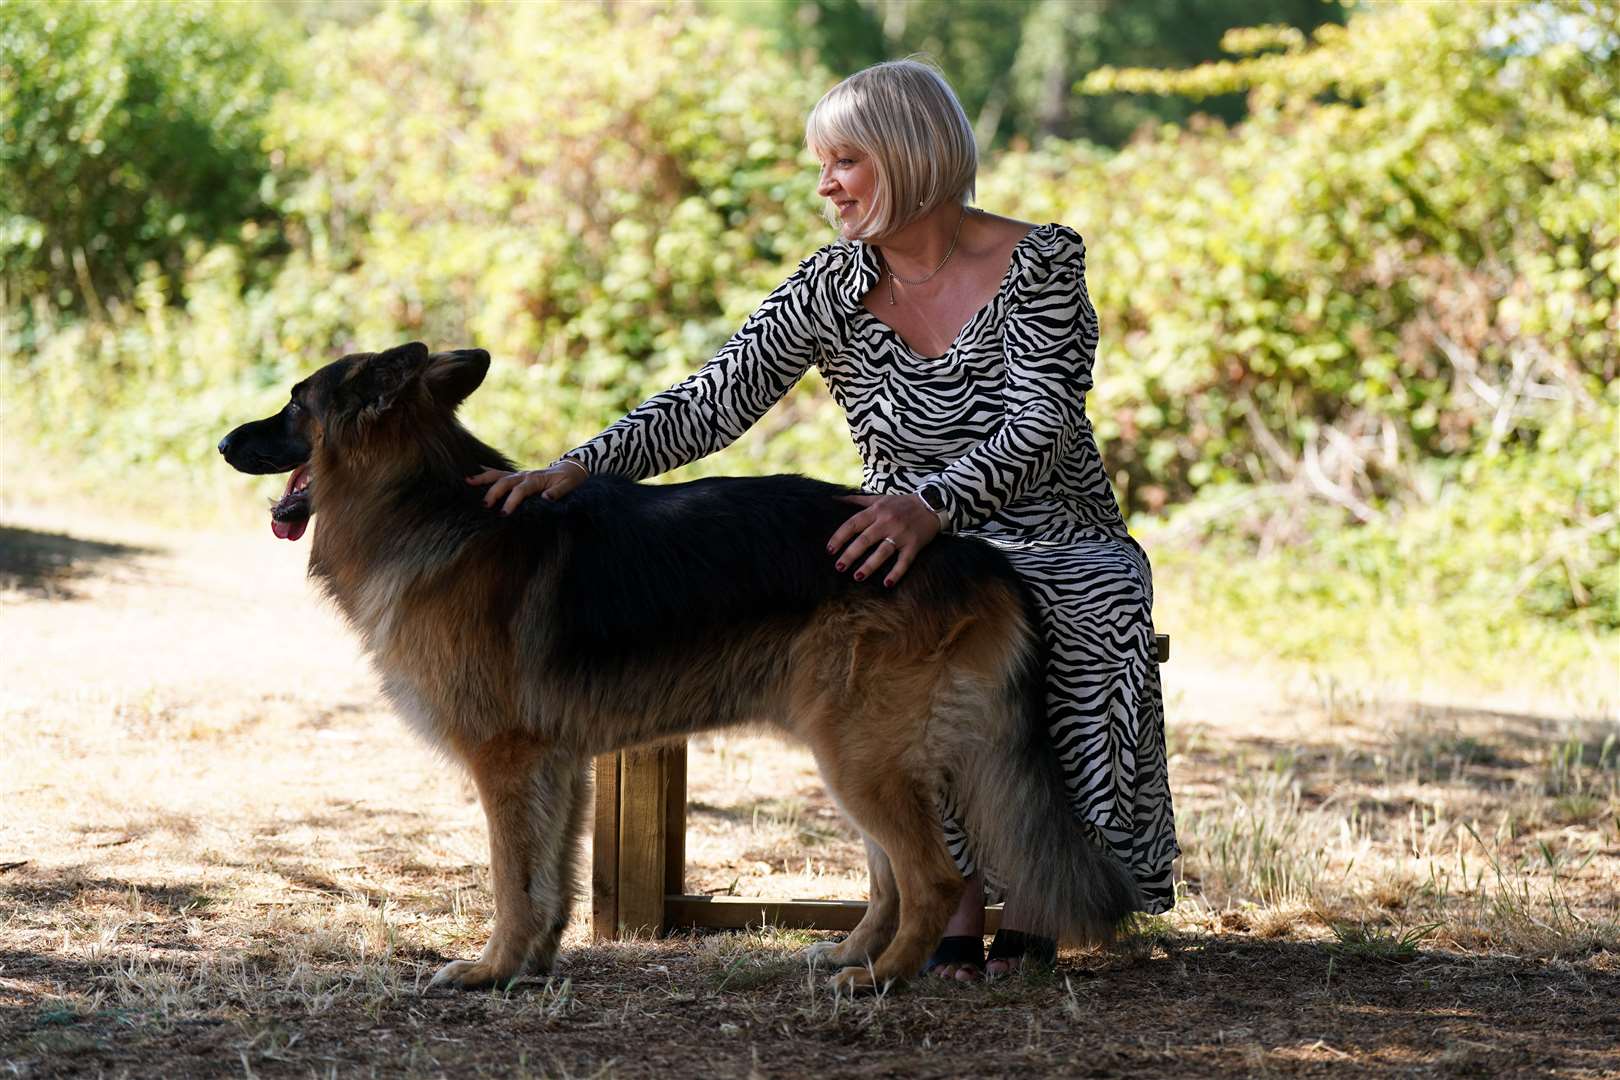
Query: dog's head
xmin=217 ymin=342 xmax=490 ymax=540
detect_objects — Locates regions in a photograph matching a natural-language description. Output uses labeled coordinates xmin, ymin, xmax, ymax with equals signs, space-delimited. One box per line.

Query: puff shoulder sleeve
xmin=918 ymin=226 xmax=1099 ymax=530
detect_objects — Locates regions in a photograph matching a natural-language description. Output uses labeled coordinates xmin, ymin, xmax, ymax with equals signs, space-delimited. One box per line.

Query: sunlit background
xmin=4 ymin=0 xmax=1613 ymax=694
xmin=1 ymin=3 xmax=1616 ymax=1074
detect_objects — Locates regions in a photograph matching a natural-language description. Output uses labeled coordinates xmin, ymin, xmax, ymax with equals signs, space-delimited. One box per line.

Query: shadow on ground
xmin=0 ymin=525 xmax=156 ymax=600
xmin=1 ymin=925 xmax=1616 ymax=1078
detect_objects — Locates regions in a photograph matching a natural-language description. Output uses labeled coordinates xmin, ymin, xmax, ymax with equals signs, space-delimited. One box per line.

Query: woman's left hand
xmin=827 ymin=493 xmax=942 ymax=587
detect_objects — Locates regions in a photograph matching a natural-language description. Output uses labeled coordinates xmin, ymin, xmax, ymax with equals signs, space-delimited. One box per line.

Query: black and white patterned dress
xmin=566 ymin=223 xmax=1178 ymax=914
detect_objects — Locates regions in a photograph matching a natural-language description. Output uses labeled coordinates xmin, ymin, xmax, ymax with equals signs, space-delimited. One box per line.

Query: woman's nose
xmin=816 ymin=173 xmax=838 ymax=197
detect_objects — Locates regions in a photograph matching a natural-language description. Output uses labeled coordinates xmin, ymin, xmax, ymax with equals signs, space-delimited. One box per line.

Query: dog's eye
xmin=288 ymin=400 xmax=302 ymax=416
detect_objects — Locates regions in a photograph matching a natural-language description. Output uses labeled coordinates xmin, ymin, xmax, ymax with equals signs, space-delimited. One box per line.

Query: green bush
xmin=981 ymin=1 xmax=1617 ymax=511
xmin=260 ymin=1 xmax=834 ymax=465
xmin=1153 ymin=391 xmax=1617 ymax=678
xmin=5 ymin=1 xmax=858 ymax=490
xmin=0 ymin=0 xmax=290 ymax=314
xmin=2 ymin=1 xmax=1613 ymax=675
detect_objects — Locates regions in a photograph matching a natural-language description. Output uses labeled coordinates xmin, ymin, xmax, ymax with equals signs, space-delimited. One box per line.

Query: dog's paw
xmin=426 ymin=959 xmax=521 ymax=992
xmin=805 ymin=940 xmax=849 ymax=969
xmin=830 ymin=965 xmax=888 ymax=996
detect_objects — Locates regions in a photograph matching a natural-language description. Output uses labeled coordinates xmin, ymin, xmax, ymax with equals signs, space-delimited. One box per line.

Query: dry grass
xmin=1 ymin=498 xmax=1617 ymax=1078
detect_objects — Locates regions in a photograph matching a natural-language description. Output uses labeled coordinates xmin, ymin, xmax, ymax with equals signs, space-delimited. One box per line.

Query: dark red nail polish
xmin=835 ymin=562 xmax=845 ymax=572
xmin=854 ymin=572 xmax=865 ymax=581
xmin=884 ymin=578 xmax=893 ymax=587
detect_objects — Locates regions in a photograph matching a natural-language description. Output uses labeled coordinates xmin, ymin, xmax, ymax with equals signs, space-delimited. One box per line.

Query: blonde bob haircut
xmin=805 ymin=58 xmax=977 ymax=242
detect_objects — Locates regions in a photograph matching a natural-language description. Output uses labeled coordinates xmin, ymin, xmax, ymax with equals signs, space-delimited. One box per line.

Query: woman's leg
xmin=927 ymin=872 xmax=986 ymax=981
xmin=984 ymin=894 xmax=1052 ymax=978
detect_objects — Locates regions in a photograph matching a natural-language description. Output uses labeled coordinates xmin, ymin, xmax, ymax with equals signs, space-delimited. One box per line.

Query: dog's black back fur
xmin=535 ymin=475 xmax=1020 ymax=656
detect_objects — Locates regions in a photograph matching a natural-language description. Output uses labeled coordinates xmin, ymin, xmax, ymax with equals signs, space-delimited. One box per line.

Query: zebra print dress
xmin=565 ymin=222 xmax=1179 ymax=914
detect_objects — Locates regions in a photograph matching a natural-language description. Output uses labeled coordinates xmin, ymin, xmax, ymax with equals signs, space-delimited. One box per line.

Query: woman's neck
xmin=874 ymin=200 xmax=968 ymax=279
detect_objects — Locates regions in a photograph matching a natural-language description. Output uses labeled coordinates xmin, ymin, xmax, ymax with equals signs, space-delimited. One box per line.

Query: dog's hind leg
xmin=802 ymin=728 xmax=961 ymax=993
xmin=825 ymin=777 xmax=961 ymax=994
xmin=805 ymin=835 xmax=899 ymax=970
xmin=430 ymin=733 xmax=587 ymax=991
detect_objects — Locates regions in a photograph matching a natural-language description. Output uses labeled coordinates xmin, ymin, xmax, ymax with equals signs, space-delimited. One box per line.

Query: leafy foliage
xmin=716 ymin=0 xmax=1345 ymax=147
xmin=7 ymin=0 xmax=858 ymax=482
xmin=261 ymin=0 xmax=847 ymax=471
xmin=1 ymin=1 xmax=1614 ymax=665
xmin=0 ymin=0 xmax=290 ymax=314
xmin=982 ymin=1 xmax=1617 ymax=515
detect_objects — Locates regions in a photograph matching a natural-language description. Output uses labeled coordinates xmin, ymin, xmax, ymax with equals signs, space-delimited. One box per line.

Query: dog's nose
xmin=217 ymin=433 xmax=233 ymax=457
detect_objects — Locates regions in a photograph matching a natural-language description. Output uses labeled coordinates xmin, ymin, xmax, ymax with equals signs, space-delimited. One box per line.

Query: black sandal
xmin=921 ymin=934 xmax=985 ymax=979
xmin=986 ymin=929 xmax=1057 ymax=976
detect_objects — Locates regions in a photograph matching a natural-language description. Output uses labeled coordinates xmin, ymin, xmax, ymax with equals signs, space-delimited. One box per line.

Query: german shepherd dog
xmin=218 ymin=342 xmax=1138 ymax=992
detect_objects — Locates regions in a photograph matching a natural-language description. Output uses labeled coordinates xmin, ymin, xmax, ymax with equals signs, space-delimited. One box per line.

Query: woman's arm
xmin=916 ymin=228 xmax=1097 ymax=531
xmin=471 ymin=252 xmax=828 ymax=512
xmin=562 ymin=255 xmax=826 ymax=480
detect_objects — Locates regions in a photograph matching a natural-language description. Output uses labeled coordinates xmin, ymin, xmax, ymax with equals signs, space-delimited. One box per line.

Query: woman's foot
xmin=985 ymin=927 xmax=1058 ymax=979
xmin=926 ymin=873 xmax=985 ymax=982
xmin=922 ymin=935 xmax=984 ymax=981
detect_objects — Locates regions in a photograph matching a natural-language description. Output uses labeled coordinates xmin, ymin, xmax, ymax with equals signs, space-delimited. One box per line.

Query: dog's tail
xmin=933 ymin=586 xmax=1141 ymax=944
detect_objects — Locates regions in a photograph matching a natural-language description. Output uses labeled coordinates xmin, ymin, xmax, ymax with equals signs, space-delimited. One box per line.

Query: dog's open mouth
xmin=270 ymin=464 xmax=313 ymax=541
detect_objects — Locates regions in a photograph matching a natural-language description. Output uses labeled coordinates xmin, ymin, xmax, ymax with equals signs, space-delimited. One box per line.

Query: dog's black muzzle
xmin=219 ymin=411 xmax=310 ymax=475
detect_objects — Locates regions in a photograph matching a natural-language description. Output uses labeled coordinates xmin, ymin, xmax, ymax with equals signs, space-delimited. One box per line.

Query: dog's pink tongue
xmin=270 ymin=518 xmax=307 ymax=542
xmin=270 ymin=466 xmax=309 ymax=541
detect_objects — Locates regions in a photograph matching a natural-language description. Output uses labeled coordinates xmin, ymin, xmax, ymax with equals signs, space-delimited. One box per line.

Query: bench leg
xmin=591 ymin=744 xmax=687 ymax=940
xmin=590 ymin=752 xmax=620 ymax=940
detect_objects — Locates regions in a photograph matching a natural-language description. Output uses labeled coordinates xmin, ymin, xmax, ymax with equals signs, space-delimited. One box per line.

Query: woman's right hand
xmin=465 ymin=459 xmax=587 ymax=515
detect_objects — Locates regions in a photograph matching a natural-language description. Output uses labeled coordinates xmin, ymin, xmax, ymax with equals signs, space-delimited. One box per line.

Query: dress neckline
xmin=855 ymin=223 xmax=1051 ymax=362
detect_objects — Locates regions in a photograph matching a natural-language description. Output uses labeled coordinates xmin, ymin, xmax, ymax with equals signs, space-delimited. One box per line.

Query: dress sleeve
xmin=917 ymin=227 xmax=1098 ymax=531
xmin=562 ymin=253 xmax=826 ymax=480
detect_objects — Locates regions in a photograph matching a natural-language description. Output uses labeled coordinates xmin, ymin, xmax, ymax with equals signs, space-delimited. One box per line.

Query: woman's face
xmin=816 ymin=148 xmax=877 ymax=239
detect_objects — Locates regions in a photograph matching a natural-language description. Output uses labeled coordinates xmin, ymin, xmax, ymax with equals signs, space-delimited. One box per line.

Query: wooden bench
xmin=590 ymin=634 xmax=1170 ymax=939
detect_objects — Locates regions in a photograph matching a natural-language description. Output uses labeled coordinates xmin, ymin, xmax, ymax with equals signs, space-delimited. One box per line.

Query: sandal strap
xmin=923 ymin=934 xmax=985 ymax=973
xmin=987 ymin=928 xmax=1057 ymax=966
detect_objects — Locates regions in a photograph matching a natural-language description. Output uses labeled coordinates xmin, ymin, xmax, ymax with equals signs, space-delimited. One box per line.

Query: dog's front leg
xmin=430 ymin=733 xmax=587 ymax=991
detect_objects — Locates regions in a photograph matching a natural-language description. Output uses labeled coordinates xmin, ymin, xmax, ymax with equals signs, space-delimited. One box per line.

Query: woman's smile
xmin=816 ymin=150 xmax=876 ymax=235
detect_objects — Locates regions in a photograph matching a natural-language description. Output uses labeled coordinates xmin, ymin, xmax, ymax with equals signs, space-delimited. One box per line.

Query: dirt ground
xmin=1 ymin=498 xmax=1616 ymax=1079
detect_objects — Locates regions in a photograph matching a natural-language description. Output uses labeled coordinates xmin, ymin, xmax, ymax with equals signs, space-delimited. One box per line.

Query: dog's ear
xmin=372 ymin=341 xmax=431 ymax=393
xmin=424 ymin=348 xmax=490 ymax=408
xmin=336 ymin=342 xmax=431 ymax=420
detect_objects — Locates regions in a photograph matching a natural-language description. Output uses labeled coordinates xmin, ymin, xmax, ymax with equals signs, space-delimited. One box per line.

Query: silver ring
xmin=880 ymin=537 xmax=898 ymax=548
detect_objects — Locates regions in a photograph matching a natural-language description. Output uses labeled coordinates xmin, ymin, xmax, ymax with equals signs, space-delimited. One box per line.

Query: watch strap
xmin=914 ymin=484 xmax=951 ymax=532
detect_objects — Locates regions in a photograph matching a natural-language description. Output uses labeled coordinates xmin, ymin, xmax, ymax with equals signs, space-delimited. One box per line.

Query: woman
xmin=470 ymin=59 xmax=1178 ymax=980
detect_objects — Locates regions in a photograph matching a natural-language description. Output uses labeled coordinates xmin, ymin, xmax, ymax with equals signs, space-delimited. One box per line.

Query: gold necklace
xmin=884 ymin=205 xmax=968 ymax=306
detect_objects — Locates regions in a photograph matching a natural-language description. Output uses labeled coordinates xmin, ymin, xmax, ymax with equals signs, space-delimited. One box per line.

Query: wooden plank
xmin=589 ymin=752 xmax=621 ymax=941
xmin=616 ymin=746 xmax=669 ymax=936
xmin=664 ymin=895 xmax=1004 ymax=934
xmin=661 ymin=743 xmax=687 ymax=900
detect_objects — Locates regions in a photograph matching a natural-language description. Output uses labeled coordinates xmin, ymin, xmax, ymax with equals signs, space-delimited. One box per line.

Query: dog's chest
xmin=376 ymin=670 xmax=455 ymax=750
xmin=345 ymin=574 xmax=410 ymax=653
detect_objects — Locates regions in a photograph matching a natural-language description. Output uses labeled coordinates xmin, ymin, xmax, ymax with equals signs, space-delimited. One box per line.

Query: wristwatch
xmin=915 ymin=483 xmax=951 ymax=532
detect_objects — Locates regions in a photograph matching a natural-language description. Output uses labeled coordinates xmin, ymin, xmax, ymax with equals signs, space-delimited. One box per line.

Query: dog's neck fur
xmin=307 ymin=415 xmax=514 ymax=644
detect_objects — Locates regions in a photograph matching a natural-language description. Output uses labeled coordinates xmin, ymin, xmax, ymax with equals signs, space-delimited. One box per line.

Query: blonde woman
xmin=471 ymin=59 xmax=1178 ymax=980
